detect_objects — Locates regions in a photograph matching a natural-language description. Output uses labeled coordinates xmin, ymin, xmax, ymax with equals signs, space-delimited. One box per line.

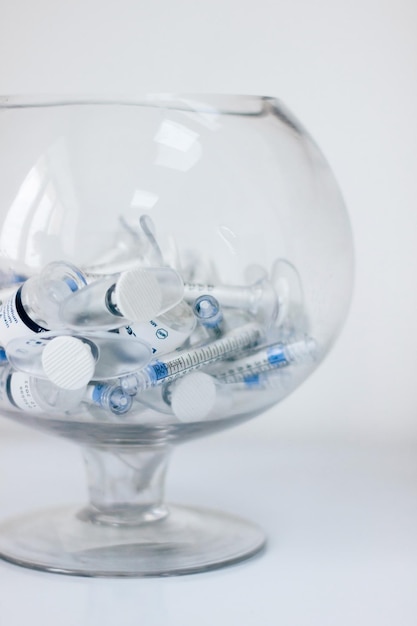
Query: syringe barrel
xmin=127 ymin=322 xmax=263 ymax=394
xmin=212 ymin=337 xmax=316 ymax=384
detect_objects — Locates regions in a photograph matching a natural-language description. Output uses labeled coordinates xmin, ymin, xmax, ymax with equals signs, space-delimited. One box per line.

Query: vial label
xmin=119 ymin=320 xmax=190 ymax=355
xmin=0 ymin=288 xmax=47 ymax=343
xmin=8 ymin=372 xmax=42 ymax=411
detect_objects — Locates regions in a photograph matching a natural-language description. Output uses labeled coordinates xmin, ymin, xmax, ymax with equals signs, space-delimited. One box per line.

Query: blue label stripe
xmin=65 ymin=277 xmax=79 ymax=292
xmin=92 ymin=384 xmax=104 ymax=405
xmin=267 ymin=344 xmax=288 ymax=366
xmin=151 ymin=361 xmax=169 ymax=381
xmin=243 ymin=374 xmax=261 ymax=386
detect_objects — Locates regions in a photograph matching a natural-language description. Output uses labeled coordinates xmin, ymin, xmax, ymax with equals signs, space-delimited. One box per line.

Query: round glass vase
xmin=0 ymin=94 xmax=353 ymax=576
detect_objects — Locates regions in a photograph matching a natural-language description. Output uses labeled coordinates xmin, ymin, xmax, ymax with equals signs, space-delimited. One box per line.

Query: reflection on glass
xmin=154 ymin=119 xmax=202 ymax=171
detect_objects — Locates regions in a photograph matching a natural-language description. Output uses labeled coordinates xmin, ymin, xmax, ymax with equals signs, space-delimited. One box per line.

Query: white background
xmin=0 ymin=0 xmax=416 ymax=444
xmin=0 ymin=3 xmax=416 ymax=625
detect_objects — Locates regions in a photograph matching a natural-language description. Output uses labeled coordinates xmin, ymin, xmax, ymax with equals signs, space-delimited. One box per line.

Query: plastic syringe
xmin=120 ymin=322 xmax=263 ymax=395
xmin=210 ymin=337 xmax=317 ymax=384
xmin=183 ymin=279 xmax=277 ymax=326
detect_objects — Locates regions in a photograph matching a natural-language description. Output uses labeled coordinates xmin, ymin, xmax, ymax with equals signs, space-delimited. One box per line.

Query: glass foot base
xmin=0 ymin=504 xmax=266 ymax=577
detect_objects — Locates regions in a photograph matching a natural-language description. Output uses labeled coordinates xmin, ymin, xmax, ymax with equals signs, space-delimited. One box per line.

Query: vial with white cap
xmin=60 ymin=266 xmax=184 ymax=330
xmin=40 ymin=335 xmax=96 ymax=390
xmin=0 ymin=261 xmax=87 ymax=346
xmin=163 ymin=372 xmax=232 ymax=422
xmin=5 ymin=330 xmax=152 ymax=389
xmin=0 ymin=366 xmax=85 ymax=414
xmin=0 ymin=366 xmax=132 ymax=416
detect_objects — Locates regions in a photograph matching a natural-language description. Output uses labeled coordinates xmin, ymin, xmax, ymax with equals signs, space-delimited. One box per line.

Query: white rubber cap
xmin=115 ymin=268 xmax=163 ymax=322
xmin=170 ymin=372 xmax=217 ymax=422
xmin=41 ymin=336 xmax=96 ymax=390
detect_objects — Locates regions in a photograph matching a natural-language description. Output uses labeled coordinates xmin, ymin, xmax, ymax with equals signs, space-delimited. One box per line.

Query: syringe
xmin=183 ymin=278 xmax=278 ymax=326
xmin=210 ymin=337 xmax=317 ymax=384
xmin=120 ymin=322 xmax=263 ymax=395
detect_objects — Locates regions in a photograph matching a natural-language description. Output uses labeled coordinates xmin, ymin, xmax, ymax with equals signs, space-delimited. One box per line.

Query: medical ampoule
xmin=60 ymin=265 xmax=184 ymax=330
xmin=210 ymin=337 xmax=317 ymax=384
xmin=183 ymin=276 xmax=278 ymax=327
xmin=0 ymin=261 xmax=87 ymax=347
xmin=5 ymin=330 xmax=152 ymax=388
xmin=0 ymin=367 xmax=132 ymax=416
xmin=117 ymin=300 xmax=196 ymax=356
xmin=120 ymin=322 xmax=263 ymax=395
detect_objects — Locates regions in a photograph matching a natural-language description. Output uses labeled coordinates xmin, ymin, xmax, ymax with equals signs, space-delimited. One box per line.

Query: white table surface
xmin=0 ymin=427 xmax=416 ymax=626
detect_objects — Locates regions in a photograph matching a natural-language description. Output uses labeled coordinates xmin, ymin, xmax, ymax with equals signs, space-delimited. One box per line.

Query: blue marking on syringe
xmin=11 ymin=274 xmax=27 ymax=284
xmin=90 ymin=382 xmax=132 ymax=415
xmin=152 ymin=361 xmax=169 ymax=381
xmin=65 ymin=277 xmax=80 ymax=292
xmin=0 ymin=347 xmax=7 ymax=362
xmin=212 ymin=337 xmax=316 ymax=385
xmin=266 ymin=344 xmax=289 ymax=366
xmin=65 ymin=269 xmax=87 ymax=292
xmin=91 ymin=383 xmax=105 ymax=405
xmin=242 ymin=373 xmax=261 ymax=386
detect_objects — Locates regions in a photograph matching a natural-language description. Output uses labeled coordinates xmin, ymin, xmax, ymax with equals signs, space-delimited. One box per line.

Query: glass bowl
xmin=0 ymin=94 xmax=353 ymax=576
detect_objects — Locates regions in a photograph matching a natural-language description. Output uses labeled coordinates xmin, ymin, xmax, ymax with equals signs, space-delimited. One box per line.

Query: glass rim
xmin=0 ymin=93 xmax=281 ymax=116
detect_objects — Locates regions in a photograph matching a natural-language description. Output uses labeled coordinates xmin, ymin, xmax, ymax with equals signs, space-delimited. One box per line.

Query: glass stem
xmin=79 ymin=444 xmax=172 ymax=526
